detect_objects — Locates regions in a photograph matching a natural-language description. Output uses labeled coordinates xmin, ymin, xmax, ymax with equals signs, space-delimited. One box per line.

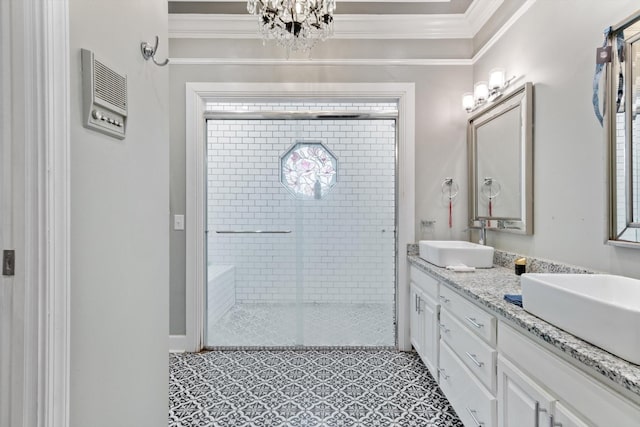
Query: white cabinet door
xmin=410 ymin=282 xmax=424 ymax=356
xmin=410 ymin=282 xmax=440 ymax=379
xmin=553 ymin=402 xmax=592 ymax=427
xmin=421 ymin=292 xmax=439 ymax=378
xmin=497 ymin=355 xmax=555 ymax=427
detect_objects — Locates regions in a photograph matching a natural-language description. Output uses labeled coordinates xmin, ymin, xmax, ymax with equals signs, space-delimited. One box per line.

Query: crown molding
xmin=465 ymin=0 xmax=504 ymax=35
xmin=169 ymin=0 xmax=503 ymax=40
xmin=171 ymin=0 xmax=451 ymax=2
xmin=472 ymin=0 xmax=536 ymax=63
xmin=169 ymin=57 xmax=473 ymax=66
xmin=169 ymin=14 xmax=471 ymax=39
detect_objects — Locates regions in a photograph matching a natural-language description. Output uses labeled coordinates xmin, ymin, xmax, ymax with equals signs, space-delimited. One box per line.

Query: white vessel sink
xmin=418 ymin=240 xmax=494 ymax=268
xmin=521 ymin=273 xmax=640 ymax=364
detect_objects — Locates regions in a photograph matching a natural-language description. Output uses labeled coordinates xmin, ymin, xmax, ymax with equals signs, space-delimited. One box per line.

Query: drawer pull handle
xmin=465 ymin=352 xmax=484 ymax=368
xmin=439 ymin=296 xmax=450 ymax=303
xmin=439 ymin=323 xmax=450 ymax=333
xmin=465 ymin=316 xmax=484 ymax=329
xmin=550 ymin=415 xmax=562 ymax=427
xmin=534 ymin=401 xmax=547 ymax=426
xmin=466 ymin=408 xmax=484 ymax=426
xmin=438 ymin=368 xmax=450 ymax=380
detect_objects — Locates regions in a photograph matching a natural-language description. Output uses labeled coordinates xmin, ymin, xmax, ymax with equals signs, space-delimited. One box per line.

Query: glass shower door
xmin=205 ymin=115 xmax=396 ymax=348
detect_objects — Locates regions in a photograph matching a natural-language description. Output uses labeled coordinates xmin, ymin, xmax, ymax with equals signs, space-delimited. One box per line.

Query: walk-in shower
xmin=205 ymin=101 xmax=398 ymax=348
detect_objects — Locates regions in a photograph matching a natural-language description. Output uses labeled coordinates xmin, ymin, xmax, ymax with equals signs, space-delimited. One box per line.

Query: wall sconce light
xmin=463 ymin=68 xmax=515 ymax=113
xmin=474 ymin=81 xmax=489 ymax=104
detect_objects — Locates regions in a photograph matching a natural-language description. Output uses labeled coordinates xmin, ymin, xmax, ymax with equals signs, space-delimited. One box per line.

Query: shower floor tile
xmin=169 ymin=350 xmax=463 ymax=427
xmin=207 ymin=303 xmax=395 ymax=348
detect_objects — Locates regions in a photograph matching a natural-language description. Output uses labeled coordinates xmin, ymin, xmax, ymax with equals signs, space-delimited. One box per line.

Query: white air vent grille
xmin=94 ymin=59 xmax=127 ymax=111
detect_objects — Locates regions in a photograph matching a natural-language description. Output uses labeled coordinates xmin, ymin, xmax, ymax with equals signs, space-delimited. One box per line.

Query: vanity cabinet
xmin=409 ymin=266 xmax=440 ymax=379
xmin=498 ymin=322 xmax=640 ymax=427
xmin=408 ymin=260 xmax=640 ymax=427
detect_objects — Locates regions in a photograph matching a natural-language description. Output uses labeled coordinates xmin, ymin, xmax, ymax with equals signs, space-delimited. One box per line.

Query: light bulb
xmin=474 ymin=81 xmax=489 ymax=104
xmin=462 ymin=93 xmax=474 ymax=112
xmin=489 ymin=68 xmax=506 ymax=90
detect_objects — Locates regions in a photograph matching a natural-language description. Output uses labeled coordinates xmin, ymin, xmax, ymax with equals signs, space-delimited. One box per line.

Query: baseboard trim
xmin=169 ymin=335 xmax=188 ymax=353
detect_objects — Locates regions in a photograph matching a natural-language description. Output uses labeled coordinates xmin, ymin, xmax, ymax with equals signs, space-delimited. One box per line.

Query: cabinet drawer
xmin=440 ymin=340 xmax=497 ymax=427
xmin=440 ymin=308 xmax=497 ymax=393
xmin=410 ymin=265 xmax=439 ymax=300
xmin=440 ymin=285 xmax=496 ymax=345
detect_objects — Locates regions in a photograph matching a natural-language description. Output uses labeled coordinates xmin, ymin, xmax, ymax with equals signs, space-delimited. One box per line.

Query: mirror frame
xmin=468 ymin=82 xmax=534 ymax=234
xmin=607 ymin=10 xmax=640 ymax=247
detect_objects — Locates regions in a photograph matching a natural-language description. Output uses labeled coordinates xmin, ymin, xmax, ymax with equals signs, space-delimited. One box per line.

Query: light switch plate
xmin=174 ymin=214 xmax=185 ymax=231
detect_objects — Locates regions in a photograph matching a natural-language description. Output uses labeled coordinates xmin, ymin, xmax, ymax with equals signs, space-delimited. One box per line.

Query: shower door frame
xmin=181 ymin=82 xmax=415 ymax=353
xmin=204 ymin=111 xmax=398 ymax=349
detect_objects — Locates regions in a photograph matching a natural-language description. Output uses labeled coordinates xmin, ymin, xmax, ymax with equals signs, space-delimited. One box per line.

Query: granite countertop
xmin=407 ymin=254 xmax=640 ymax=401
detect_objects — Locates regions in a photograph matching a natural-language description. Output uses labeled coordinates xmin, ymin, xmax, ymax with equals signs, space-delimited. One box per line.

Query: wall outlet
xmin=174 ymin=214 xmax=185 ymax=231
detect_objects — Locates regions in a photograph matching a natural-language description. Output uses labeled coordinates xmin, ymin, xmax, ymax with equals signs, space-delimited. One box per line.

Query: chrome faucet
xmin=466 ymin=219 xmax=487 ymax=245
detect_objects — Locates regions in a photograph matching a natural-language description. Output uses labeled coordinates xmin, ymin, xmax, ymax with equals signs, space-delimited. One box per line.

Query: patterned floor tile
xmin=169 ymin=350 xmax=463 ymax=426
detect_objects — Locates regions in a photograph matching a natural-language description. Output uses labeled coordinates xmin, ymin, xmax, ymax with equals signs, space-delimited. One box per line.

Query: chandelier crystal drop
xmin=247 ymin=0 xmax=336 ymax=52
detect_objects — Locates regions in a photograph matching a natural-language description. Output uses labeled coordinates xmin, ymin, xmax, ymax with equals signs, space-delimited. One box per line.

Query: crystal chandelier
xmin=247 ymin=0 xmax=336 ymax=52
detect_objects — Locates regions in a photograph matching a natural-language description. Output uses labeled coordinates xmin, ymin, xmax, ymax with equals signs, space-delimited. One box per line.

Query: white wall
xmin=206 ymin=110 xmax=396 ymax=304
xmin=474 ymin=0 xmax=640 ymax=278
xmin=69 ymin=0 xmax=169 ymax=425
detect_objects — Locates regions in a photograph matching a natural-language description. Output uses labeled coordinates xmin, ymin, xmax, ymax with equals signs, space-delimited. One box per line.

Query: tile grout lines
xmin=169 ymin=349 xmax=463 ymax=427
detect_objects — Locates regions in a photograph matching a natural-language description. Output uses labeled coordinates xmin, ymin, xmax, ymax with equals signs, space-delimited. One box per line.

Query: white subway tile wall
xmin=206 ymin=103 xmax=396 ymax=304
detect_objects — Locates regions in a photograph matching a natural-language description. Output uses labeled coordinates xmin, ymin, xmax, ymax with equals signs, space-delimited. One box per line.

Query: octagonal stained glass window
xmin=280 ymin=141 xmax=338 ymax=200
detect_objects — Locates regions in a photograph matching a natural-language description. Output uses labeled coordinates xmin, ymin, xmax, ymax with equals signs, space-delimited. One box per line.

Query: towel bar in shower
xmin=215 ymin=230 xmax=292 ymax=234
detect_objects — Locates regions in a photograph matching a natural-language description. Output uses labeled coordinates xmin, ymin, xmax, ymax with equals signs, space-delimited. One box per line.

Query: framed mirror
xmin=607 ymin=11 xmax=640 ymax=246
xmin=468 ymin=82 xmax=534 ymax=234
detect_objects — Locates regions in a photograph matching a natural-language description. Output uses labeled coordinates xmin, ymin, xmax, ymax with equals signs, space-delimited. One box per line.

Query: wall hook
xmin=141 ymin=35 xmax=169 ymax=67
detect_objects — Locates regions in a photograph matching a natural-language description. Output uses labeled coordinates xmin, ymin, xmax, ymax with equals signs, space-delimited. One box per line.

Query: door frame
xmin=1 ymin=0 xmax=71 ymax=425
xmin=181 ymin=82 xmax=415 ymax=352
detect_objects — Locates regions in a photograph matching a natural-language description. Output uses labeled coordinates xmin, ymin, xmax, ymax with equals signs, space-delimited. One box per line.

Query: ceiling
xmin=168 ymin=0 xmax=524 ymax=40
xmin=169 ymin=0 xmax=475 ymax=15
xmin=167 ymin=0 xmax=530 ymax=61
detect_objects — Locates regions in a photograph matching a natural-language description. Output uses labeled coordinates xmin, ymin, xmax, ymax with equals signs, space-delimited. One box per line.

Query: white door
xmin=1 ymin=5 xmax=11 ymax=423
xmin=0 ymin=34 xmax=22 ymax=426
xmin=0 ymin=1 xmax=69 ymax=426
xmin=1 ymin=0 xmax=27 ymax=422
xmin=0 ymin=110 xmax=12 ymax=427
